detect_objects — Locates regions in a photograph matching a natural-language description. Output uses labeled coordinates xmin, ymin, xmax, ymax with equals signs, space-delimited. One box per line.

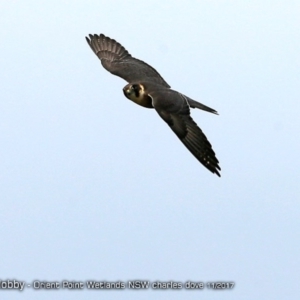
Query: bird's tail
xmin=185 ymin=96 xmax=219 ymax=115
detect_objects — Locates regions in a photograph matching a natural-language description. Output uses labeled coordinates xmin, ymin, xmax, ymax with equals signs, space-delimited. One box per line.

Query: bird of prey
xmin=86 ymin=33 xmax=221 ymax=177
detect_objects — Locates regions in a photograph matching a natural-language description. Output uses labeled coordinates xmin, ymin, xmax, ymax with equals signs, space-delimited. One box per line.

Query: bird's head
xmin=123 ymin=83 xmax=144 ymax=100
xmin=122 ymin=83 xmax=152 ymax=108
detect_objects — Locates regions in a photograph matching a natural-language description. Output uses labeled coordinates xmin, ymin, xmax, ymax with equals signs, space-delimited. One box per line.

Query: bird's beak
xmin=123 ymin=87 xmax=130 ymax=98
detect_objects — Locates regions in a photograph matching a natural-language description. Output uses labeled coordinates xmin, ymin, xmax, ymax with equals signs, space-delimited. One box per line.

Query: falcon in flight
xmin=86 ymin=33 xmax=221 ymax=177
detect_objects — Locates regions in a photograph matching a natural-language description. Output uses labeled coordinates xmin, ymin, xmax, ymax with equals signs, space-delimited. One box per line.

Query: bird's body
xmin=86 ymin=33 xmax=221 ymax=176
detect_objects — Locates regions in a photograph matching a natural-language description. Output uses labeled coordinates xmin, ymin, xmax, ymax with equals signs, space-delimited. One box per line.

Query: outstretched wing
xmin=151 ymin=90 xmax=221 ymax=176
xmin=86 ymin=34 xmax=170 ymax=88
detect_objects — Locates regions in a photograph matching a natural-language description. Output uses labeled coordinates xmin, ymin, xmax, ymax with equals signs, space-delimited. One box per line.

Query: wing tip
xmin=85 ymin=36 xmax=91 ymax=44
xmin=214 ymin=167 xmax=221 ymax=177
xmin=206 ymin=159 xmax=221 ymax=177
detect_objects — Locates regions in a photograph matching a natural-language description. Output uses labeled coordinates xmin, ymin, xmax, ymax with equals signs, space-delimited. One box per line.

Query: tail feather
xmin=187 ymin=97 xmax=218 ymax=115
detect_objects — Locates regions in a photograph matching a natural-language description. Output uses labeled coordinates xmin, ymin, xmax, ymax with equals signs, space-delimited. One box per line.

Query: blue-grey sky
xmin=1 ymin=1 xmax=299 ymax=299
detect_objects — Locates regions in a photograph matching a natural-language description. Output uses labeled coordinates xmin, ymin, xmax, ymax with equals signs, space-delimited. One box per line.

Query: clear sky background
xmin=1 ymin=1 xmax=299 ymax=299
